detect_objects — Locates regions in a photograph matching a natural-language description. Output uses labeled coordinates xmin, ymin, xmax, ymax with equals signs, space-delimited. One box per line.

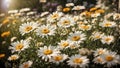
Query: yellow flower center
xmin=106 ymin=55 xmax=113 ymax=61
xmin=42 ymin=28 xmax=50 ymax=34
xmin=44 ymin=50 xmax=53 ymax=55
xmin=52 ymin=14 xmax=59 ymax=19
xmin=16 ymin=44 xmax=24 ymax=51
xmin=2 ymin=19 xmax=9 ymax=25
xmin=81 ymin=25 xmax=89 ymax=30
xmin=63 ymin=8 xmax=70 ymax=12
xmin=104 ymin=23 xmax=112 ymax=27
xmin=70 ymin=45 xmax=76 ymax=49
xmin=73 ymin=58 xmax=83 ymax=64
xmin=0 ymin=54 xmax=5 ymax=58
xmin=23 ymin=63 xmax=29 ymax=68
xmin=95 ymin=35 xmax=100 ymax=39
xmin=54 ymin=56 xmax=63 ymax=61
xmin=95 ymin=9 xmax=105 ymax=13
xmin=1 ymin=31 xmax=10 ymax=37
xmin=25 ymin=26 xmax=32 ymax=32
xmin=10 ymin=56 xmax=17 ymax=60
xmin=72 ymin=36 xmax=80 ymax=41
xmin=61 ymin=42 xmax=69 ymax=47
xmin=90 ymin=7 xmax=97 ymax=11
xmin=78 ymin=22 xmax=84 ymax=25
xmin=98 ymin=50 xmax=104 ymax=55
xmin=85 ymin=12 xmax=91 ymax=17
xmin=62 ymin=20 xmax=70 ymax=25
xmin=105 ymin=38 xmax=111 ymax=42
xmin=97 ymin=58 xmax=102 ymax=62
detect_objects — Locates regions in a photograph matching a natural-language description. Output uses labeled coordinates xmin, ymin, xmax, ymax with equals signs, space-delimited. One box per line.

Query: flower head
xmin=47 ymin=11 xmax=63 ymax=22
xmin=0 ymin=54 xmax=5 ymax=59
xmin=9 ymin=40 xmax=29 ymax=53
xmin=50 ymin=54 xmax=68 ymax=64
xmin=78 ymin=24 xmax=92 ymax=31
xmin=91 ymin=31 xmax=104 ymax=40
xmin=35 ymin=24 xmax=56 ymax=37
xmin=99 ymin=21 xmax=116 ymax=28
xmin=1 ymin=31 xmax=10 ymax=37
xmin=93 ymin=56 xmax=105 ymax=64
xmin=101 ymin=35 xmax=114 ymax=45
xmin=19 ymin=22 xmax=39 ymax=35
xmin=19 ymin=61 xmax=33 ymax=68
xmin=67 ymin=54 xmax=89 ymax=68
xmin=38 ymin=46 xmax=60 ymax=61
xmin=101 ymin=51 xmax=120 ymax=67
xmin=68 ymin=31 xmax=86 ymax=44
xmin=94 ymin=48 xmax=109 ymax=56
xmin=8 ymin=54 xmax=19 ymax=61
xmin=57 ymin=16 xmax=75 ymax=28
xmin=63 ymin=8 xmax=70 ymax=12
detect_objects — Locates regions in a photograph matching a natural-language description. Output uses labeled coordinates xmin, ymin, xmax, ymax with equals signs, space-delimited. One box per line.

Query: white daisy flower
xmin=35 ymin=24 xmax=56 ymax=37
xmin=68 ymin=31 xmax=86 ymax=44
xmin=69 ymin=42 xmax=80 ymax=49
xmin=66 ymin=3 xmax=74 ymax=7
xmin=78 ymin=24 xmax=92 ymax=31
xmin=93 ymin=56 xmax=105 ymax=64
xmin=9 ymin=40 xmax=29 ymax=53
xmin=101 ymin=51 xmax=120 ymax=67
xmin=91 ymin=31 xmax=104 ymax=40
xmin=38 ymin=46 xmax=60 ymax=61
xmin=50 ymin=54 xmax=68 ymax=64
xmin=8 ymin=10 xmax=18 ymax=14
xmin=67 ymin=54 xmax=89 ymax=68
xmin=57 ymin=16 xmax=75 ymax=28
xmin=27 ymin=11 xmax=36 ymax=16
xmin=19 ymin=22 xmax=39 ymax=35
xmin=40 ymin=11 xmax=49 ymax=17
xmin=19 ymin=61 xmax=33 ymax=68
xmin=101 ymin=35 xmax=114 ymax=45
xmin=99 ymin=20 xmax=116 ymax=28
xmin=19 ymin=8 xmax=30 ymax=13
xmin=94 ymin=48 xmax=109 ymax=56
xmin=8 ymin=54 xmax=19 ymax=61
xmin=72 ymin=6 xmax=85 ymax=10
xmin=47 ymin=11 xmax=63 ymax=22
xmin=58 ymin=40 xmax=73 ymax=49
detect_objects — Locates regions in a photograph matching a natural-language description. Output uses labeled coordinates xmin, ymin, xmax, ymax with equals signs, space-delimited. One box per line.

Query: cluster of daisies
xmin=0 ymin=3 xmax=120 ymax=68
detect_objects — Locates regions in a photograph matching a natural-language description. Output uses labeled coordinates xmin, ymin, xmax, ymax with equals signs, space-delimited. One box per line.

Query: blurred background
xmin=0 ymin=0 xmax=119 ymax=13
